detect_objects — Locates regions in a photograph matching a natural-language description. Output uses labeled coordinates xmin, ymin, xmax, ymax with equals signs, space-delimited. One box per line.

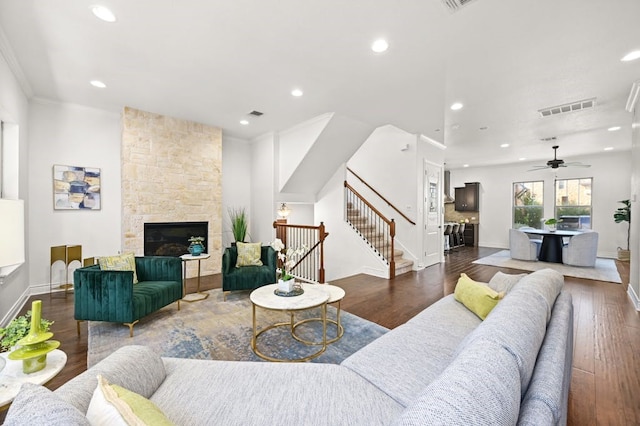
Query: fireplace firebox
xmin=144 ymin=222 xmax=208 ymax=257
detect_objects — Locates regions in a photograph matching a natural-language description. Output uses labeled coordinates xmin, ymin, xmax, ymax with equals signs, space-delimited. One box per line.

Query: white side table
xmin=0 ymin=349 xmax=67 ymax=409
xmin=180 ymin=253 xmax=211 ymax=302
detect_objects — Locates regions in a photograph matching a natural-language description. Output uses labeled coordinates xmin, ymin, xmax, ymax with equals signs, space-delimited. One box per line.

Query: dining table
xmin=521 ymin=229 xmax=582 ymax=263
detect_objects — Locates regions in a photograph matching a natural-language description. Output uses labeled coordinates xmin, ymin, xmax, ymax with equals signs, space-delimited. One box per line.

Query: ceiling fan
xmin=528 ymin=145 xmax=591 ymax=171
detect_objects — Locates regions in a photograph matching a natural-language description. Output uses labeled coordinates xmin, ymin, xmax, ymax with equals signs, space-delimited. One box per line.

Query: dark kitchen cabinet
xmin=455 ymin=182 xmax=479 ymax=212
xmin=464 ymin=224 xmax=478 ymax=247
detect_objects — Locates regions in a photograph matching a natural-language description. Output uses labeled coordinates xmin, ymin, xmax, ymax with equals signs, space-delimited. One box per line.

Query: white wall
xmin=450 ymin=150 xmax=632 ymax=258
xmin=28 ymin=100 xmax=122 ymax=288
xmin=222 ymin=136 xmax=252 ymax=247
xmin=347 ymin=126 xmax=418 ymax=258
xmin=629 ymin=102 xmax=639 ymax=305
xmin=250 ymin=133 xmax=276 ymax=245
xmin=0 ymin=50 xmax=30 ymax=324
xmin=315 ymin=164 xmax=387 ymax=280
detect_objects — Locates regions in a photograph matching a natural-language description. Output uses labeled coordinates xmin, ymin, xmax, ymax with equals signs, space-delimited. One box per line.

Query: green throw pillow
xmin=86 ymin=375 xmax=173 ymax=426
xmin=454 ymin=273 xmax=504 ymax=320
xmin=98 ymin=252 xmax=139 ymax=284
xmin=236 ymin=242 xmax=263 ymax=267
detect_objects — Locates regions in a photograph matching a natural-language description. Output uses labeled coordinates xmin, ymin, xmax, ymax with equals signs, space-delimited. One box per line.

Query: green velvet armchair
xmin=74 ymin=256 xmax=183 ymax=337
xmin=222 ymin=246 xmax=277 ymax=299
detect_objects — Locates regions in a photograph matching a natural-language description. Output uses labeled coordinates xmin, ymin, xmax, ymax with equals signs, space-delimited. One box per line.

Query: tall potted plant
xmin=228 ymin=206 xmax=248 ymax=244
xmin=614 ymin=199 xmax=631 ymax=261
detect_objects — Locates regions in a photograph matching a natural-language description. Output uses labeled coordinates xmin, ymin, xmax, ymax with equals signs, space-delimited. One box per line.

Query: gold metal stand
xmin=50 ymin=245 xmax=82 ymax=298
xmin=291 ymin=299 xmax=344 ymax=345
xmin=181 ymin=254 xmax=210 ymax=302
xmin=251 ymin=302 xmax=327 ymax=362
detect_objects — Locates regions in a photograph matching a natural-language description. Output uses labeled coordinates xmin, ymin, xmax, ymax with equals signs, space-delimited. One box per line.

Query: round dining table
xmin=521 ymin=229 xmax=582 ymax=263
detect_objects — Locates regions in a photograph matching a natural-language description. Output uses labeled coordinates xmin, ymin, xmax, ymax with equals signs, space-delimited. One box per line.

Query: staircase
xmin=346 ymin=202 xmax=414 ymax=277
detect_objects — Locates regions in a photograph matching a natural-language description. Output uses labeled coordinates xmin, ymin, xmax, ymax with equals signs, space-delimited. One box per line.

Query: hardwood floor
xmin=1 ymin=246 xmax=637 ymax=424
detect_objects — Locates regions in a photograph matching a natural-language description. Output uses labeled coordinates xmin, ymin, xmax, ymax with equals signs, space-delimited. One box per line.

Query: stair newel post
xmin=319 ymin=222 xmax=326 ymax=283
xmin=389 ymin=219 xmax=396 ymax=279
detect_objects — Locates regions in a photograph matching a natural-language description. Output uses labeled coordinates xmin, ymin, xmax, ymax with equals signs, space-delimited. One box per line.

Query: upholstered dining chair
xmin=509 ymin=228 xmax=540 ymax=261
xmin=562 ymin=231 xmax=599 ymax=267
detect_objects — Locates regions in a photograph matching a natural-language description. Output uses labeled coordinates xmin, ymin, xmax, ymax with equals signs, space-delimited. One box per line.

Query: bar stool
xmin=451 ymin=223 xmax=460 ymax=249
xmin=443 ymin=224 xmax=452 ymax=252
xmin=458 ymin=223 xmax=466 ymax=247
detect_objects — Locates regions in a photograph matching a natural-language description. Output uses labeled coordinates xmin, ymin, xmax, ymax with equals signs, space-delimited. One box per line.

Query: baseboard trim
xmin=361 ymin=266 xmax=388 ymax=279
xmin=628 ymin=285 xmax=640 ymax=311
xmin=0 ymin=283 xmax=69 ymax=327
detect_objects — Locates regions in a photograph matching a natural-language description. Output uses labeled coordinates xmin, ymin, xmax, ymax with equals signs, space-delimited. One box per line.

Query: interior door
xmin=423 ymin=161 xmax=443 ymax=267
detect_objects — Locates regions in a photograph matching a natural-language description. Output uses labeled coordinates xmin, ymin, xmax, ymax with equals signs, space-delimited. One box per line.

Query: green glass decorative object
xmin=8 ymin=300 xmax=60 ymax=374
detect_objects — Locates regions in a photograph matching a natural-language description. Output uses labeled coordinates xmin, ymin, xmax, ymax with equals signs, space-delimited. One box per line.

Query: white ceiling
xmin=1 ymin=0 xmax=639 ymax=169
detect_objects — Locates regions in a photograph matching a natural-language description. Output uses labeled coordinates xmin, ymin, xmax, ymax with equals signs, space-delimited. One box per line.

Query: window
xmin=554 ymin=178 xmax=592 ymax=230
xmin=513 ymin=181 xmax=544 ymax=229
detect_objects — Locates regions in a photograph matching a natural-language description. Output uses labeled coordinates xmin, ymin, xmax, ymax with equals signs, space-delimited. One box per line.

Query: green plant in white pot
xmin=228 ymin=206 xmax=248 ymax=244
xmin=614 ymin=199 xmax=631 ymax=261
xmin=544 ymin=218 xmax=562 ymax=231
xmin=0 ymin=308 xmax=54 ymax=352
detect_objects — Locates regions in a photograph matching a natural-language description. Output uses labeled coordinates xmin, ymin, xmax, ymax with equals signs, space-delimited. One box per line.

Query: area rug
xmin=87 ymin=290 xmax=388 ymax=367
xmin=473 ymin=250 xmax=621 ymax=283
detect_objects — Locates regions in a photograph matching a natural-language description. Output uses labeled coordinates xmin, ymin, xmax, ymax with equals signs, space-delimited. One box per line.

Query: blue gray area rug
xmin=473 ymin=250 xmax=622 ymax=283
xmin=88 ymin=289 xmax=388 ymax=367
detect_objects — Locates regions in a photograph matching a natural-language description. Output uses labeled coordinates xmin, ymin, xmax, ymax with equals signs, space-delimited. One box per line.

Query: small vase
xmin=188 ymin=242 xmax=205 ymax=256
xmin=278 ymin=278 xmax=295 ymax=293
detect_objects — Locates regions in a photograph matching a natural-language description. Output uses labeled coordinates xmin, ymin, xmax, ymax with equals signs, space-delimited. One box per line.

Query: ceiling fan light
xmin=91 ymin=5 xmax=116 ymax=22
xmin=621 ymin=50 xmax=640 ymax=62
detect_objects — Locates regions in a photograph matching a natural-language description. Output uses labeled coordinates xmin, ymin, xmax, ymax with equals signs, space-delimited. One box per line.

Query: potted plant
xmin=544 ymin=218 xmax=562 ymax=232
xmin=0 ymin=307 xmax=54 ymax=352
xmin=228 ymin=206 xmax=248 ymax=244
xmin=614 ymin=199 xmax=631 ymax=261
xmin=270 ymin=238 xmax=307 ymax=293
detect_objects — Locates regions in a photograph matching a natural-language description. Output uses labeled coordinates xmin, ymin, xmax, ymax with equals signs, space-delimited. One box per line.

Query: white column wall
xmin=450 ymin=150 xmax=631 ymax=258
xmin=629 ymin=103 xmax=640 ymax=306
xmin=222 ymin=136 xmax=252 ymax=248
xmin=0 ymin=49 xmax=30 ymax=324
xmin=250 ymin=133 xmax=276 ymax=245
xmin=28 ymin=101 xmax=122 ymax=288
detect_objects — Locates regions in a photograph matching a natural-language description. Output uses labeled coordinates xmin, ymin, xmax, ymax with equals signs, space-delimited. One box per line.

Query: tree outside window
xmin=554 ymin=178 xmax=592 ymax=229
xmin=513 ymin=181 xmax=544 ymax=229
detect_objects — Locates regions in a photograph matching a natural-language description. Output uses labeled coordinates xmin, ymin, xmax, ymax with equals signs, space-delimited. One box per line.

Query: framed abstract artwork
xmin=53 ymin=165 xmax=101 ymax=210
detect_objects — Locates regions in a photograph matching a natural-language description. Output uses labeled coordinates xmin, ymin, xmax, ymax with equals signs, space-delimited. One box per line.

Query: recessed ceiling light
xmin=291 ymin=89 xmax=303 ymax=97
xmin=604 ymin=147 xmax=614 ymax=151
xmin=450 ymin=102 xmax=463 ymax=111
xmin=519 ymin=157 xmax=527 ymax=161
xmin=239 ymin=120 xmax=249 ymax=125
xmin=90 ymin=80 xmax=106 ymax=88
xmin=500 ymin=143 xmax=509 ymax=148
xmin=621 ymin=50 xmax=640 ymax=62
xmin=371 ymin=39 xmax=389 ymax=53
xmin=91 ymin=5 xmax=116 ymax=22
xmin=463 ymin=164 xmax=469 ymax=168
xmin=608 ymin=126 xmax=621 ymax=131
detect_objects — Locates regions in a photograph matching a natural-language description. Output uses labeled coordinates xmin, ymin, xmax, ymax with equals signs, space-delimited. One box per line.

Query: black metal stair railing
xmin=344 ymin=181 xmax=396 ymax=279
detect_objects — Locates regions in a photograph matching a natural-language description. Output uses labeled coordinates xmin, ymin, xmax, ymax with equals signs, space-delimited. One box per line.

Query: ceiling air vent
xmin=440 ymin=0 xmax=478 ymax=13
xmin=249 ymin=110 xmax=264 ymax=117
xmin=540 ymin=136 xmax=557 ymax=142
xmin=538 ymin=98 xmax=596 ymax=118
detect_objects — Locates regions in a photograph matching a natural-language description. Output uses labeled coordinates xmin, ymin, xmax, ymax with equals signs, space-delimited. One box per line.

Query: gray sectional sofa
xmin=5 ymin=268 xmax=573 ymax=425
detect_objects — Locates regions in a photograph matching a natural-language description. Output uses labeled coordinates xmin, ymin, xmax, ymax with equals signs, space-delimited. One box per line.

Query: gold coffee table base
xmin=182 ymin=292 xmax=209 ymax=302
xmin=251 ymin=303 xmax=327 ymax=363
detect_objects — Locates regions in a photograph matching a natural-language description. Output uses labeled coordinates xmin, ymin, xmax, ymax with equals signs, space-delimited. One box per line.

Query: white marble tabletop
xmin=318 ymin=283 xmax=345 ymax=304
xmin=250 ymin=283 xmax=330 ymax=311
xmin=180 ymin=253 xmax=211 ymax=261
xmin=0 ymin=349 xmax=67 ymax=408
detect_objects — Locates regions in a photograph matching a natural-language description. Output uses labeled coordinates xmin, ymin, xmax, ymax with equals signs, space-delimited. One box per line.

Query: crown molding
xmin=0 ymin=25 xmax=33 ymax=98
xmin=626 ymin=80 xmax=640 ymax=113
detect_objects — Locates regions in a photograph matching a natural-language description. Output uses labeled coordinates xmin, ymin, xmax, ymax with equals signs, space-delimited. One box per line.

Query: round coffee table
xmin=292 ymin=284 xmax=345 ymax=345
xmin=0 ymin=349 xmax=67 ymax=410
xmin=250 ymin=283 xmax=329 ymax=362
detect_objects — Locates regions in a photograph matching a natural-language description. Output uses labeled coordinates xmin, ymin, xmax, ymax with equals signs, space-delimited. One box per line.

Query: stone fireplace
xmin=144 ymin=222 xmax=209 ymax=256
xmin=121 ymin=107 xmax=222 ymax=277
